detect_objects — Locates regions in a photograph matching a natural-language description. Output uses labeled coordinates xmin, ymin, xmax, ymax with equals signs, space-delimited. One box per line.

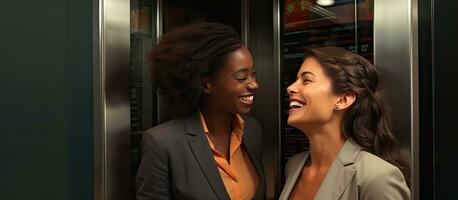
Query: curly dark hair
xmin=305 ymin=47 xmax=410 ymax=187
xmin=149 ymin=22 xmax=243 ymax=117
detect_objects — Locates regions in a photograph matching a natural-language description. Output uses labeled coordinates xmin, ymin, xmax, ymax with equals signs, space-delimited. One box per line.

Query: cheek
xmin=223 ymin=82 xmax=245 ymax=96
xmin=303 ymin=90 xmax=335 ymax=118
xmin=214 ymin=83 xmax=242 ymax=104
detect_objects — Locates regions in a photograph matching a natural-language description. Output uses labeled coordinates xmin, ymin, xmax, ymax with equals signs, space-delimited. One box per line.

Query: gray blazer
xmin=279 ymin=139 xmax=410 ymax=200
xmin=136 ymin=111 xmax=266 ymax=200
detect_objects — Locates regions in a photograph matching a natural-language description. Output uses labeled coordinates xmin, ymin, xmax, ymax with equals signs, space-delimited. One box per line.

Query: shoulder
xmin=144 ymin=118 xmax=184 ymax=137
xmin=354 ymin=151 xmax=402 ymax=180
xmin=142 ymin=118 xmax=186 ymax=149
xmin=354 ymin=151 xmax=410 ymax=199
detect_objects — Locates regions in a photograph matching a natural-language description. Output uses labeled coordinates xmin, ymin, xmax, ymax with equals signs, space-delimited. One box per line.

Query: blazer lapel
xmin=184 ymin=112 xmax=230 ymax=200
xmin=314 ymin=139 xmax=361 ymax=200
xmin=279 ymin=152 xmax=309 ymax=200
xmin=241 ymin=117 xmax=264 ymax=199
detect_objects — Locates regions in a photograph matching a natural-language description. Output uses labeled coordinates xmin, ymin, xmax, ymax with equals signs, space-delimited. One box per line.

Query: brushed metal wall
xmin=247 ymin=0 xmax=281 ymax=198
xmin=374 ymin=0 xmax=419 ymax=198
xmin=93 ymin=0 xmax=130 ymax=199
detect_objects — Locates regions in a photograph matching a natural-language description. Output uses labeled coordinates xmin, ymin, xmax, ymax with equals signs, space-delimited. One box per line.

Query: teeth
xmin=241 ymin=95 xmax=253 ymax=101
xmin=290 ymin=101 xmax=304 ymax=108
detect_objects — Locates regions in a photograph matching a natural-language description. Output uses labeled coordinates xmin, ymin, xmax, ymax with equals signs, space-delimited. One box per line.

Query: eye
xmin=303 ymin=79 xmax=311 ymax=84
xmin=251 ymin=71 xmax=257 ymax=77
xmin=235 ymin=75 xmax=248 ymax=82
xmin=234 ymin=71 xmax=257 ymax=82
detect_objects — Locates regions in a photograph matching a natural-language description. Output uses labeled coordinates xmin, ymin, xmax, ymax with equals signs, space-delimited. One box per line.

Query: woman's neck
xmin=301 ymin=119 xmax=346 ymax=169
xmin=200 ymin=106 xmax=232 ymax=137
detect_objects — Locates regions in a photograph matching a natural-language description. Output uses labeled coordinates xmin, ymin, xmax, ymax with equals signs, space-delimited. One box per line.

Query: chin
xmin=239 ymin=108 xmax=251 ymax=114
xmin=287 ymin=117 xmax=301 ymax=129
xmin=237 ymin=106 xmax=251 ymax=114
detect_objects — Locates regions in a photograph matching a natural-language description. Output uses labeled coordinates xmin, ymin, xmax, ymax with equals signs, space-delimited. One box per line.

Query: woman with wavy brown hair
xmin=280 ymin=47 xmax=410 ymax=200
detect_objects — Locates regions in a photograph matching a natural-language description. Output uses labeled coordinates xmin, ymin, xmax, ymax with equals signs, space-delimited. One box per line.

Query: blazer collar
xmin=279 ymin=151 xmax=309 ymax=200
xmin=280 ymin=139 xmax=362 ymax=200
xmin=184 ymin=112 xmax=231 ymax=200
xmin=241 ymin=116 xmax=265 ymax=200
xmin=314 ymin=139 xmax=361 ymax=200
xmin=183 ymin=112 xmax=203 ymax=136
xmin=183 ymin=112 xmax=265 ymax=200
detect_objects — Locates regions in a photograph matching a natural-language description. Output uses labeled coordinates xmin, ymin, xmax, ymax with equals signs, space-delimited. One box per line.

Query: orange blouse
xmin=199 ymin=112 xmax=259 ymax=200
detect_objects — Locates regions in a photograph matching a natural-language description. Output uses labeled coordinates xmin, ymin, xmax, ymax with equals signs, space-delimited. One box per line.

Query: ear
xmin=334 ymin=91 xmax=356 ymax=111
xmin=201 ymin=77 xmax=212 ymax=94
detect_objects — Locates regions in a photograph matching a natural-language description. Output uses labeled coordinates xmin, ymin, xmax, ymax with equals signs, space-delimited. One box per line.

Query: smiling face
xmin=287 ymin=57 xmax=341 ymax=130
xmin=205 ymin=46 xmax=259 ymax=114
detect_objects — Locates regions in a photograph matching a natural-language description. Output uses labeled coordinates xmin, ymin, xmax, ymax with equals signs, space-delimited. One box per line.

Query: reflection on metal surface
xmin=273 ymin=0 xmax=282 ymax=197
xmin=246 ymin=0 xmax=281 ymax=198
xmin=242 ymin=0 xmax=249 ymax=46
xmin=374 ymin=0 xmax=418 ymax=198
xmin=94 ymin=0 xmax=130 ymax=199
xmin=317 ymin=0 xmax=335 ymax=7
xmin=93 ymin=0 xmax=104 ymax=198
xmin=156 ymin=0 xmax=163 ymax=124
xmin=410 ymin=0 xmax=419 ymax=198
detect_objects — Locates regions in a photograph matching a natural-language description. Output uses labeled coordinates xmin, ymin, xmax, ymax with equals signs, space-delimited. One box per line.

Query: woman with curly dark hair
xmin=136 ymin=22 xmax=265 ymax=200
xmin=279 ymin=47 xmax=410 ymax=200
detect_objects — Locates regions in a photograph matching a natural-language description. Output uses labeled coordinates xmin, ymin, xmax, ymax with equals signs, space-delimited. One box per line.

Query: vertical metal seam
xmin=101 ymin=0 xmax=107 ymax=198
xmin=409 ymin=0 xmax=420 ymax=198
xmin=156 ymin=0 xmax=163 ymax=123
xmin=354 ymin=0 xmax=359 ymax=53
xmin=102 ymin=0 xmax=107 ymax=197
xmin=242 ymin=0 xmax=250 ymax=46
xmin=430 ymin=0 xmax=436 ymax=197
xmin=273 ymin=0 xmax=281 ymax=197
xmin=93 ymin=0 xmax=107 ymax=199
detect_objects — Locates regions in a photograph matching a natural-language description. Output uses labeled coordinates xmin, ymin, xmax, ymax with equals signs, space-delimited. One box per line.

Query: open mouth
xmin=239 ymin=95 xmax=254 ymax=104
xmin=289 ymin=100 xmax=305 ymax=109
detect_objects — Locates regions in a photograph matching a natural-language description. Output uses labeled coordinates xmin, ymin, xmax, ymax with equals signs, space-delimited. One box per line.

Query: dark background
xmin=419 ymin=0 xmax=458 ymax=199
xmin=0 ymin=0 xmax=93 ymax=199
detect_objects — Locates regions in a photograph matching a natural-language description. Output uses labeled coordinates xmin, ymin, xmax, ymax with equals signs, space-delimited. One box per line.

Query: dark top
xmin=136 ymin=111 xmax=266 ymax=200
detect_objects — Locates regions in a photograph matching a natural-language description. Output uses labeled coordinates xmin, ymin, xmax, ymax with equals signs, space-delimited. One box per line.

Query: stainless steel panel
xmin=374 ymin=0 xmax=418 ymax=198
xmin=94 ymin=0 xmax=131 ymax=199
xmin=410 ymin=0 xmax=420 ymax=198
xmin=247 ymin=0 xmax=280 ymax=198
xmin=156 ymin=0 xmax=164 ymax=124
xmin=242 ymin=0 xmax=250 ymax=46
xmin=273 ymin=0 xmax=282 ymax=197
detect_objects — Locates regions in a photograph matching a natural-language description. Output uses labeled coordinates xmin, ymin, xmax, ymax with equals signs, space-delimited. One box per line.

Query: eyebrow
xmin=235 ymin=66 xmax=255 ymax=73
xmin=298 ymin=71 xmax=315 ymax=78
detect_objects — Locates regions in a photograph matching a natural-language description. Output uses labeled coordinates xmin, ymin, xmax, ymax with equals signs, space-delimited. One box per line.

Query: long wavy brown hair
xmin=305 ymin=47 xmax=410 ymax=187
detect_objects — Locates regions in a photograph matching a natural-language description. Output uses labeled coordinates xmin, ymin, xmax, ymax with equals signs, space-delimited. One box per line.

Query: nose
xmin=247 ymin=77 xmax=259 ymax=91
xmin=287 ymin=82 xmax=298 ymax=96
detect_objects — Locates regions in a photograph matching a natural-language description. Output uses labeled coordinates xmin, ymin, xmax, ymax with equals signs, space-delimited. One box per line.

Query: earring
xmin=203 ymin=88 xmax=210 ymax=94
xmin=334 ymin=105 xmax=339 ymax=111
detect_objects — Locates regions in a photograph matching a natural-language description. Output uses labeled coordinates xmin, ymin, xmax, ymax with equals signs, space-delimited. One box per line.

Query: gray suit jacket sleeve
xmin=360 ymin=165 xmax=410 ymax=200
xmin=136 ymin=131 xmax=170 ymax=200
